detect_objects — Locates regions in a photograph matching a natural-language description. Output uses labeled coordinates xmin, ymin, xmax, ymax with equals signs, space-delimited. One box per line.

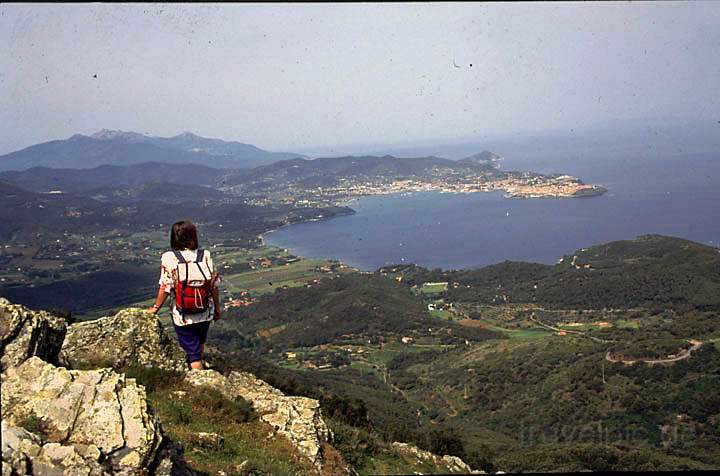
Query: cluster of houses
xmin=224 ymin=293 xmax=256 ymax=310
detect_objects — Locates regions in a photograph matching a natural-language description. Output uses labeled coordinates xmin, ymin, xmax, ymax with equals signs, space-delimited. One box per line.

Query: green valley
xmin=203 ymin=235 xmax=720 ymax=472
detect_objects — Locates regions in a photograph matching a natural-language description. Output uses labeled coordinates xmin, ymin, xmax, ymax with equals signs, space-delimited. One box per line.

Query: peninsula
xmin=224 ymin=151 xmax=607 ymax=206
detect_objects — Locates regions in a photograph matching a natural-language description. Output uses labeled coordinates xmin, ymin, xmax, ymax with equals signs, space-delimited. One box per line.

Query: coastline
xmin=262 ymin=182 xmax=608 ymax=243
xmin=301 ymin=180 xmax=608 ymax=206
xmin=259 ymin=184 xmax=610 ymax=271
xmin=259 ymin=205 xmax=357 ymax=247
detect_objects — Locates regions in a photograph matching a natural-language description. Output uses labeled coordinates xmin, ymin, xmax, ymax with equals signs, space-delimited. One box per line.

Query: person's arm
xmin=211 ymin=283 xmax=222 ymax=320
xmin=149 ymin=256 xmax=173 ymax=315
xmin=207 ymin=252 xmax=222 ymax=320
xmin=147 ymin=287 xmax=168 ymax=315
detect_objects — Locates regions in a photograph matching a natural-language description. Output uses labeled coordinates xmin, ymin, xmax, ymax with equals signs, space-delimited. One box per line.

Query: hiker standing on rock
xmin=147 ymin=220 xmax=221 ymax=370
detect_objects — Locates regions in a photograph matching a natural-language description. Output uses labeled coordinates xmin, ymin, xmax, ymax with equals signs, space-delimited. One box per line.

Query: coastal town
xmin=255 ymin=172 xmax=607 ymax=206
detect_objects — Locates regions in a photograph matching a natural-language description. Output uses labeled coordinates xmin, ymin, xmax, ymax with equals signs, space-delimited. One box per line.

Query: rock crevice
xmin=0 ymin=297 xmax=66 ymax=372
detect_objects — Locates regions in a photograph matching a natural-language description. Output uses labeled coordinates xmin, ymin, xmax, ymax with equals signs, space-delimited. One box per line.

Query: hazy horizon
xmin=2 ymin=2 xmax=719 ymax=156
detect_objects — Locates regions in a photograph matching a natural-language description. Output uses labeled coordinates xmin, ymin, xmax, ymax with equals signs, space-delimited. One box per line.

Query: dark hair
xmin=170 ymin=220 xmax=199 ymax=251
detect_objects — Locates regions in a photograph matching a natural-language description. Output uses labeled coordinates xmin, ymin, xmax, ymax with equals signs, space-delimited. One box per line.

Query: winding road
xmin=605 ymin=339 xmax=704 ymax=365
xmin=529 ymin=314 xmax=709 ymax=366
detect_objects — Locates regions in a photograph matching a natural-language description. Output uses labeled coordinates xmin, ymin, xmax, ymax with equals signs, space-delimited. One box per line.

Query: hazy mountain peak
xmin=90 ymin=129 xmax=150 ymax=142
xmin=461 ymin=150 xmax=503 ymax=163
xmin=457 ymin=150 xmax=503 ymax=169
xmin=1 ymin=130 xmax=306 ymax=171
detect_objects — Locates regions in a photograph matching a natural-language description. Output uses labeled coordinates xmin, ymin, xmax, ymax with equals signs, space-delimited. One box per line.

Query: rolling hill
xmin=210 ymin=234 xmax=720 ymax=472
xmin=0 ymin=179 xmax=351 ymax=243
xmin=223 ymin=153 xmax=504 ymax=192
xmin=0 ymin=162 xmax=228 ymax=193
xmin=382 ymin=234 xmax=720 ymax=311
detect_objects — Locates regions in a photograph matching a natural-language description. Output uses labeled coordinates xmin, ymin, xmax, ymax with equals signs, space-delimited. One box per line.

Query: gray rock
xmin=59 ymin=308 xmax=186 ymax=372
xmin=2 ymin=357 xmax=163 ymax=474
xmin=194 ymin=432 xmax=224 ymax=449
xmin=185 ymin=369 xmax=331 ymax=470
xmin=0 ymin=298 xmax=66 ymax=372
xmin=391 ymin=442 xmax=483 ymax=474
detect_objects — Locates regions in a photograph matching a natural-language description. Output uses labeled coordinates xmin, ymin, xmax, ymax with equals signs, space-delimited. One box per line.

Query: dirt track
xmin=605 ymin=339 xmax=703 ymax=365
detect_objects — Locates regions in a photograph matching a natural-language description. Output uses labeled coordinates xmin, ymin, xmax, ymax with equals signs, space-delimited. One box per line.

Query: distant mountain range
xmin=223 ymin=152 xmax=504 ymax=190
xmin=0 ymin=130 xmax=307 ymax=171
xmin=0 ymin=162 xmax=228 ymax=193
xmin=0 ymin=151 xmax=505 ymax=195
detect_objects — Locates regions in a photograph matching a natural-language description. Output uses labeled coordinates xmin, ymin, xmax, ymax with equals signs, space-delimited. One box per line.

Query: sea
xmin=264 ymin=141 xmax=720 ymax=271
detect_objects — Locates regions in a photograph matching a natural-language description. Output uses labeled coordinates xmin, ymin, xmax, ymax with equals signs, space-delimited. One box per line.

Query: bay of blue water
xmin=265 ymin=146 xmax=720 ymax=271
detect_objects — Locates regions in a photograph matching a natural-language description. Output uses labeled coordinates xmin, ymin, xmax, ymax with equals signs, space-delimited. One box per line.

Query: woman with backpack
xmin=147 ymin=220 xmax=221 ymax=370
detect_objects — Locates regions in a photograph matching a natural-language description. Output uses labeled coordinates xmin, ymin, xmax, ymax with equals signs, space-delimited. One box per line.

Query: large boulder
xmin=1 ymin=357 xmax=171 ymax=475
xmin=390 ymin=442 xmax=482 ymax=474
xmin=60 ymin=308 xmax=186 ymax=372
xmin=2 ymin=419 xmax=110 ymax=476
xmin=185 ymin=369 xmax=331 ymax=470
xmin=0 ymin=298 xmax=66 ymax=372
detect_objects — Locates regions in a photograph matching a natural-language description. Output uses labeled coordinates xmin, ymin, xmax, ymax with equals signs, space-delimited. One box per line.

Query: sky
xmin=1 ymin=2 xmax=719 ymax=156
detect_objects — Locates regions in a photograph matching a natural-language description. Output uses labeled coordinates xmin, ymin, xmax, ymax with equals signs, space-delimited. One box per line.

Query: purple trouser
xmin=173 ymin=320 xmax=211 ymax=364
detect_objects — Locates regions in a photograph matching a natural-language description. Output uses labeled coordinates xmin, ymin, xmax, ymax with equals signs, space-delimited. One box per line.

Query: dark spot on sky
xmin=92 ymin=74 xmax=97 ymax=79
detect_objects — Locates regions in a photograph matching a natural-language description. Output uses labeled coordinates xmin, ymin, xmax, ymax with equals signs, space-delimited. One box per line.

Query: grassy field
xmin=223 ymin=258 xmax=332 ymax=295
xmin=614 ymin=319 xmax=641 ymax=329
xmin=429 ymin=308 xmax=454 ymax=321
xmin=491 ymin=326 xmax=554 ymax=340
xmin=557 ymin=322 xmax=610 ymax=331
xmin=419 ymin=282 xmax=449 ymax=294
xmin=212 ymin=245 xmax=351 ymax=296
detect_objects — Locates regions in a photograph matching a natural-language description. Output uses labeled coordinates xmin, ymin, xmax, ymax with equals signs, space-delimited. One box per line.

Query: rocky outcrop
xmin=391 ymin=442 xmax=483 ymax=474
xmin=60 ymin=308 xmax=186 ymax=372
xmin=0 ymin=298 xmax=66 ymax=372
xmin=2 ymin=419 xmax=111 ymax=476
xmin=1 ymin=299 xmax=338 ymax=474
xmin=185 ymin=369 xmax=331 ymax=469
xmin=0 ymin=356 xmax=190 ymax=475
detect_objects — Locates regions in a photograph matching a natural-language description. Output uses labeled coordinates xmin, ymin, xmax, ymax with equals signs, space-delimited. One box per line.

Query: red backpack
xmin=173 ymin=249 xmax=212 ymax=316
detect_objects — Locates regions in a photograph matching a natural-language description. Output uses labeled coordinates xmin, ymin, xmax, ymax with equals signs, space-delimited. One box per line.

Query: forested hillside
xmin=382 ymin=235 xmax=720 ymax=311
xmin=206 ymin=235 xmax=720 ymax=472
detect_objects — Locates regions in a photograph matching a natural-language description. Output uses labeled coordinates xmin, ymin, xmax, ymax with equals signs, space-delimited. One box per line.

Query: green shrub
xmin=466 ymin=444 xmax=497 ymax=473
xmin=122 ymin=366 xmax=185 ymax=393
xmin=163 ymin=399 xmax=194 ymax=425
xmin=328 ymin=420 xmax=379 ymax=469
xmin=22 ymin=414 xmax=44 ymax=435
xmin=189 ymin=386 xmax=255 ymax=424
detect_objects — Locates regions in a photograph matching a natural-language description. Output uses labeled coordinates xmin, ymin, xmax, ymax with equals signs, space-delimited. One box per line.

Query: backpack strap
xmin=171 ymin=251 xmax=188 ymax=322
xmin=173 ymin=250 xmax=190 ymax=286
xmin=173 ymin=250 xmax=187 ymax=264
xmin=194 ymin=249 xmax=210 ymax=283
